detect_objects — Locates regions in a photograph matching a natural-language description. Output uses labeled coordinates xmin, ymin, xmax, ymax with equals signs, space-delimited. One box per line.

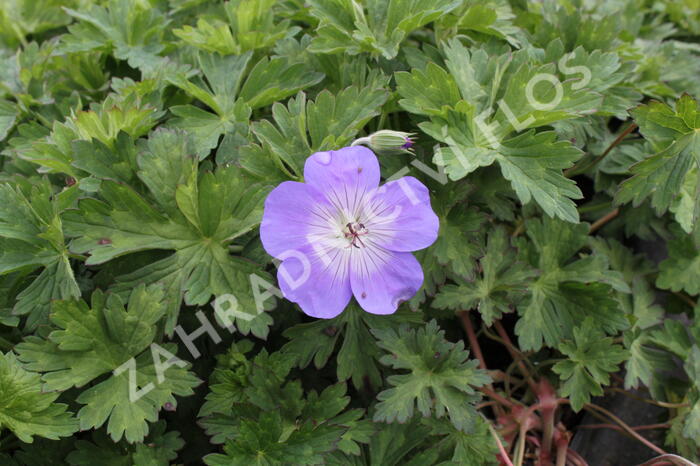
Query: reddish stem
xmin=540 ymin=408 xmax=555 ymax=464
xmin=481 ymin=386 xmax=518 ymax=409
xmin=460 ymin=310 xmax=487 ymax=370
xmin=577 ymin=423 xmax=670 ymax=432
xmin=564 ymin=122 xmax=638 ymax=177
xmin=566 ymin=448 xmax=589 ymax=466
xmin=494 ymin=321 xmax=538 ymax=392
xmin=487 ymin=421 xmax=516 ymax=466
xmin=572 ymin=402 xmax=667 ymax=456
xmin=554 ymin=428 xmax=571 ymax=466
xmin=636 ymin=454 xmax=697 ymax=466
xmin=460 ymin=310 xmax=507 ymax=418
xmin=589 ymin=208 xmax=620 ymax=234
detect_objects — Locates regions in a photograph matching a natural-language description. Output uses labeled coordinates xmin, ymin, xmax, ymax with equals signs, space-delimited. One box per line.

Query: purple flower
xmin=260 ymin=146 xmax=439 ymax=318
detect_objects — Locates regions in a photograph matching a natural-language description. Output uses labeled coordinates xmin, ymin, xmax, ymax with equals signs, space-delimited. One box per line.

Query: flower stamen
xmin=344 ymin=222 xmax=369 ymax=249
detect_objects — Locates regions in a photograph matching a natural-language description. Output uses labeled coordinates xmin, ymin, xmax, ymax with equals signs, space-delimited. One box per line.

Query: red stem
xmin=540 ymin=406 xmax=555 ymax=465
xmin=494 ymin=320 xmax=538 ymax=392
xmin=460 ymin=310 xmax=507 ymax=418
xmin=577 ymin=423 xmax=670 ymax=432
xmin=487 ymin=421 xmax=516 ymax=466
xmin=566 ymin=448 xmax=589 ymax=466
xmin=481 ymin=386 xmax=518 ymax=409
xmin=554 ymin=429 xmax=571 ymax=466
xmin=636 ymin=454 xmax=698 ymax=466
xmin=572 ymin=402 xmax=667 ymax=456
xmin=460 ymin=310 xmax=487 ymax=370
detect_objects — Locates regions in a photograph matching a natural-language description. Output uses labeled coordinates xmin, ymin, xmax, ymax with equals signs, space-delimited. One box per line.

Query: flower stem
xmin=605 ymin=387 xmax=690 ymax=409
xmin=672 ymin=291 xmax=697 ymax=309
xmin=494 ymin=321 xmax=538 ymax=393
xmin=459 ymin=310 xmax=487 ymax=370
xmin=577 ymin=423 xmax=670 ymax=432
xmin=461 ymin=311 xmax=509 ymax=417
xmin=589 ymin=208 xmax=620 ymax=234
xmin=555 ymin=445 xmax=567 ymax=466
xmin=480 ymin=386 xmax=518 ymax=409
xmin=511 ymin=220 xmax=525 ymax=238
xmin=513 ymin=424 xmax=527 ymax=466
xmin=635 ymin=454 xmax=698 ymax=466
xmin=541 ymin=406 xmax=555 ymax=464
xmin=564 ymin=123 xmax=638 ymax=177
xmin=554 ymin=429 xmax=571 ymax=466
xmin=486 ymin=419 xmax=515 ymax=466
xmin=580 ymin=402 xmax=667 ymax=456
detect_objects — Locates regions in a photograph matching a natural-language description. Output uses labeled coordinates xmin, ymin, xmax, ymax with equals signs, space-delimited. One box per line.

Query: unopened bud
xmin=352 ymin=130 xmax=415 ymax=154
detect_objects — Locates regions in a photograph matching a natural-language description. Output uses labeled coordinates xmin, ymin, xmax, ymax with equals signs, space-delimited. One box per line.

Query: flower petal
xmin=303 ymin=146 xmax=380 ymax=215
xmin=260 ymin=181 xmax=335 ymax=259
xmin=277 ymin=244 xmax=353 ymax=319
xmin=350 ymin=248 xmax=423 ymax=315
xmin=362 ymin=176 xmax=439 ymax=252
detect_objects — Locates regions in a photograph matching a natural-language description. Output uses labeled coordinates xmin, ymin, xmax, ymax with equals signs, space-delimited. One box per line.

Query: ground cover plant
xmin=0 ymin=0 xmax=700 ymax=464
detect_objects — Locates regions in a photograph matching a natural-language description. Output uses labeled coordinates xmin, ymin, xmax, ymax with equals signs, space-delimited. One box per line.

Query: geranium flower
xmin=260 ymin=146 xmax=439 ymax=318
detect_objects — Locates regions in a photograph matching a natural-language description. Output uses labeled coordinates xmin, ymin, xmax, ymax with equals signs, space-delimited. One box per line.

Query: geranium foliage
xmin=0 ymin=0 xmax=699 ymax=464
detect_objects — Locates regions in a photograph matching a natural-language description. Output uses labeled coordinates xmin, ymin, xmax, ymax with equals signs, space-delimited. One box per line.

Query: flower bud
xmin=351 ymin=130 xmax=415 ymax=154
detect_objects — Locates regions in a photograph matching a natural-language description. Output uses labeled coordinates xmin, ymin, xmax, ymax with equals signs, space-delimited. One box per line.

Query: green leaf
xmin=553 ymin=319 xmax=628 ymax=411
xmin=615 ymin=94 xmax=700 ymax=233
xmin=17 ymin=93 xmax=163 ymax=176
xmin=71 ymin=132 xmax=140 ymax=185
xmin=63 ymin=129 xmax=271 ymax=335
xmin=167 ymin=51 xmax=322 ymax=158
xmin=425 ymin=416 xmax=498 ymax=466
xmin=434 ymin=226 xmax=536 ymax=325
xmin=204 ymin=411 xmax=345 ymax=466
xmin=0 ymin=179 xmax=80 ymax=329
xmin=683 ymin=345 xmax=700 ymax=441
xmin=540 ymin=41 xmax=640 ymax=118
xmin=670 ymin=167 xmax=699 ymax=233
xmin=372 ymin=320 xmax=490 ymax=431
xmin=174 ymin=18 xmax=240 ymax=56
xmin=408 ymin=245 xmax=447 ymax=311
xmin=394 ymin=63 xmax=462 ymax=118
xmin=308 ymin=0 xmax=461 ymax=59
xmin=200 ymin=346 xmax=362 ymax=465
xmin=0 ymin=99 xmax=17 ymax=141
xmin=61 ymin=0 xmax=169 ymax=71
xmin=15 ymin=285 xmax=200 ymax=443
xmin=407 ymin=182 xmax=473 ymax=308
xmin=173 ymin=0 xmax=294 ymax=55
xmin=10 ymin=437 xmax=75 ymax=465
xmin=431 ymin=205 xmax=485 ymax=279
xmin=370 ymin=420 xmax=434 ymax=465
xmin=400 ymin=41 xmax=616 ymax=221
xmin=282 ymin=303 xmax=423 ymax=390
xmin=657 ymin=224 xmax=700 ymax=296
xmin=515 ymin=217 xmax=629 ymax=350
xmin=242 ymin=84 xmax=388 ymax=180
xmin=623 ymin=328 xmax=673 ymax=390
xmin=238 ymin=57 xmax=324 ymax=110
xmin=67 ymin=421 xmax=184 ymax=466
xmin=649 ymin=319 xmax=694 ymax=360
xmin=306 ymin=82 xmax=389 ymax=148
xmin=0 ymin=0 xmax=72 ymax=47
xmin=526 ymin=5 xmax=624 ymax=52
xmin=438 ymin=1 xmax=521 ymax=48
xmin=0 ymin=351 xmax=78 ymax=443
xmin=423 ymin=110 xmax=584 ymax=222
